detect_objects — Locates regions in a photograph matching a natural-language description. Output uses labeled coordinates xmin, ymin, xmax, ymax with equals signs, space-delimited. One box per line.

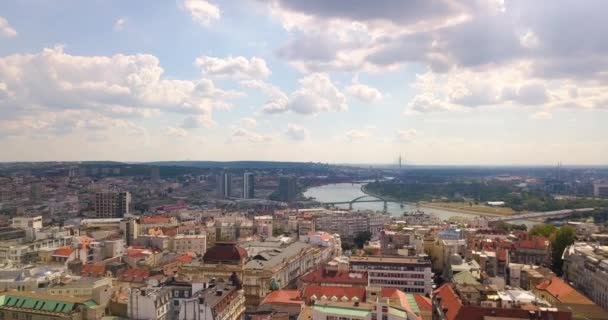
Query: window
xmin=382 ymin=316 xmax=387 ymax=320
xmin=381 ymin=306 xmax=388 ymax=313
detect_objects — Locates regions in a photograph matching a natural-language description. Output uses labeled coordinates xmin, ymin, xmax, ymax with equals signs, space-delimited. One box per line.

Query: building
xmin=259 ymin=289 xmax=303 ymax=318
xmin=562 ymin=243 xmax=608 ymax=310
xmin=128 ymin=286 xmax=171 ymax=320
xmin=12 ymin=215 xmax=43 ymax=230
xmin=151 ymin=166 xmax=161 ymax=182
xmin=278 ymin=176 xmax=297 ymax=203
xmin=172 ymin=234 xmax=207 ymax=255
xmin=94 ymin=191 xmax=131 ymax=218
xmin=533 ymin=276 xmax=608 ymax=320
xmin=593 ymin=183 xmax=608 ymax=197
xmin=218 ymin=172 xmax=232 ymax=198
xmin=0 ymin=291 xmax=102 ymax=319
xmin=433 ymin=283 xmax=571 ymax=320
xmin=349 ymin=255 xmax=433 ymax=294
xmin=244 ymin=172 xmax=255 ymax=199
xmin=314 ymin=211 xmax=392 ymax=243
xmin=511 ymin=233 xmax=551 ymax=266
xmin=174 ymin=281 xmax=246 ymax=320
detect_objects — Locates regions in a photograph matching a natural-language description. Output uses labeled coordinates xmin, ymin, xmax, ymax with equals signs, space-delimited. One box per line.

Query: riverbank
xmin=417 ymin=201 xmax=516 ymax=217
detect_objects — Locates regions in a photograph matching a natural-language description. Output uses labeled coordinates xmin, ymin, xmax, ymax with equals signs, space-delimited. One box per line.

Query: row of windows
xmin=369 ymin=272 xmax=425 ymax=278
xmin=369 ymin=279 xmax=426 ymax=286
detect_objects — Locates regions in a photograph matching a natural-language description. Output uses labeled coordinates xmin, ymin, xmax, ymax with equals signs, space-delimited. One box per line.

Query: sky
xmin=0 ymin=0 xmax=606 ymax=165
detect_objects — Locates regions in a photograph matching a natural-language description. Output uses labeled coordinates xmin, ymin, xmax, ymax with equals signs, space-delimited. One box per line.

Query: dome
xmin=449 ymin=253 xmax=463 ymax=266
xmin=203 ymin=242 xmax=248 ymax=264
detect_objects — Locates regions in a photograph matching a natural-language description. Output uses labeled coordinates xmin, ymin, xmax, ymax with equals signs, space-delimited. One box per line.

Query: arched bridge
xmin=322 ymin=195 xmax=389 ymax=213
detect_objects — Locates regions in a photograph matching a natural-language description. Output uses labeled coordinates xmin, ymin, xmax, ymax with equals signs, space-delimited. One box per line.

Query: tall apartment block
xmin=218 ymin=172 xmax=232 ymax=198
xmin=94 ymin=191 xmax=131 ymax=218
xmin=278 ymin=176 xmax=297 ymax=203
xmin=243 ymin=172 xmax=255 ymax=199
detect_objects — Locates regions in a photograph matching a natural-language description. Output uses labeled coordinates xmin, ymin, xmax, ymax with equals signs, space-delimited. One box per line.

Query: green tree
xmin=530 ymin=224 xmax=557 ymax=238
xmin=354 ymin=231 xmax=372 ymax=249
xmin=550 ymin=226 xmax=576 ymax=275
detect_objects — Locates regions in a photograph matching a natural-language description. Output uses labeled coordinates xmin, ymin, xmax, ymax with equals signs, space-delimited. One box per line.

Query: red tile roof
xmin=302 ymin=285 xmax=365 ymax=303
xmin=142 ymin=216 xmax=172 ymax=224
xmin=380 ymin=288 xmax=417 ymax=316
xmin=53 ymin=246 xmax=74 ymax=257
xmin=413 ymin=294 xmax=432 ymax=312
xmin=300 ymin=267 xmax=368 ymax=286
xmin=203 ymin=242 xmax=248 ymax=264
xmin=119 ymin=268 xmax=150 ymax=283
xmin=536 ymin=276 xmax=594 ymax=305
xmin=261 ymin=290 xmax=303 ymax=305
xmin=82 ymin=264 xmax=106 ymax=277
xmin=517 ymin=234 xmax=550 ymax=250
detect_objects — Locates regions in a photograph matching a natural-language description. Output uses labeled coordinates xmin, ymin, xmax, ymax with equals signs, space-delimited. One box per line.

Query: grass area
xmin=418 ymin=201 xmax=517 ymax=216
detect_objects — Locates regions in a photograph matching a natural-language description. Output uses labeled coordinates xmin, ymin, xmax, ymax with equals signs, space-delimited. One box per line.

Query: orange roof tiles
xmin=261 ymin=290 xmax=303 ymax=305
xmin=536 ymin=276 xmax=594 ymax=305
xmin=53 ymin=246 xmax=74 ymax=257
xmin=82 ymin=264 xmax=106 ymax=277
xmin=300 ymin=267 xmax=368 ymax=286
xmin=119 ymin=268 xmax=150 ymax=283
xmin=142 ymin=216 xmax=172 ymax=224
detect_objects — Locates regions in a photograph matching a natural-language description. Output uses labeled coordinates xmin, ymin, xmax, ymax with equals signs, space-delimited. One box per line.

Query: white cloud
xmin=180 ymin=0 xmax=221 ymax=26
xmin=195 ymin=56 xmax=271 ymax=79
xmin=0 ymin=17 xmax=17 ymax=38
xmin=165 ymin=126 xmax=188 ymax=138
xmin=114 ymin=18 xmax=127 ymax=31
xmin=531 ymin=111 xmax=552 ymax=120
xmin=396 ymin=129 xmax=418 ymax=142
xmin=229 ymin=128 xmax=273 ymax=143
xmin=286 ymin=73 xmax=346 ymax=115
xmin=285 ymin=123 xmax=309 ymax=141
xmin=0 ymin=46 xmax=240 ymax=137
xmin=237 ymin=117 xmax=257 ymax=128
xmin=346 ymin=80 xmax=383 ymax=103
xmin=345 ymin=129 xmax=372 ymax=143
xmin=180 ymin=115 xmax=216 ymax=128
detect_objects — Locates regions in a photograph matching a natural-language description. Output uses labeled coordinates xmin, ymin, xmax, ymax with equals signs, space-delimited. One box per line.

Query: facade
xmin=349 ymin=256 xmax=433 ymax=294
xmin=243 ymin=172 xmax=255 ymax=199
xmin=314 ymin=211 xmax=391 ymax=242
xmin=533 ymin=276 xmax=608 ymax=320
xmin=128 ymin=286 xmax=171 ymax=320
xmin=593 ymin=183 xmax=608 ymax=197
xmin=177 ymin=283 xmax=246 ymax=320
xmin=562 ymin=243 xmax=608 ymax=310
xmin=94 ymin=191 xmax=131 ymax=218
xmin=218 ymin=172 xmax=232 ymax=198
xmin=278 ymin=176 xmax=297 ymax=203
xmin=12 ymin=215 xmax=43 ymax=230
xmin=172 ymin=234 xmax=207 ymax=255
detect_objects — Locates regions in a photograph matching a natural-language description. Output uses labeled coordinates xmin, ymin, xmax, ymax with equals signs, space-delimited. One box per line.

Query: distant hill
xmin=145 ymin=161 xmax=328 ymax=170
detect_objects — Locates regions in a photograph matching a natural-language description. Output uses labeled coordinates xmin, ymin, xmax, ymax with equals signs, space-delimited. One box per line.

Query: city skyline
xmin=0 ymin=1 xmax=607 ymax=165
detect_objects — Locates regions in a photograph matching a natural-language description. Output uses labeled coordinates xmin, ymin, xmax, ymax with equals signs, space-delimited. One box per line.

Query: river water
xmin=304 ymin=183 xmax=538 ymax=227
xmin=304 ymin=183 xmax=477 ymax=220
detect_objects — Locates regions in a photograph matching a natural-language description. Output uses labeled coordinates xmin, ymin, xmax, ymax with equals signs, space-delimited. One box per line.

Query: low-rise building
xmin=534 ymin=276 xmax=608 ymax=320
xmin=562 ymin=243 xmax=608 ymax=310
xmin=127 ymin=286 xmax=171 ymax=320
xmin=350 ymin=255 xmax=433 ymax=294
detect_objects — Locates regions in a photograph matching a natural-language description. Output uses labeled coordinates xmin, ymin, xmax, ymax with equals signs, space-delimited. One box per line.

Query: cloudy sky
xmin=0 ymin=0 xmax=606 ymax=164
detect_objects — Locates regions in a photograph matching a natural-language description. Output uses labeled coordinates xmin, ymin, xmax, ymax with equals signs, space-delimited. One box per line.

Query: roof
xmin=300 ymin=267 xmax=368 ymax=285
xmin=0 ymin=291 xmax=94 ymax=315
xmin=52 ymin=246 xmax=74 ymax=257
xmin=245 ymin=242 xmax=312 ymax=270
xmin=141 ymin=216 xmax=172 ymax=224
xmin=412 ymin=294 xmax=432 ymax=312
xmin=203 ymin=242 xmax=248 ymax=264
xmin=452 ymin=271 xmax=479 ymax=285
xmin=261 ymin=290 xmax=303 ymax=305
xmin=312 ymin=305 xmax=370 ymax=318
xmin=517 ymin=234 xmax=550 ymax=250
xmin=81 ymin=264 xmax=106 ymax=277
xmin=380 ymin=288 xmax=418 ymax=316
xmin=118 ymin=268 xmax=150 ymax=283
xmin=536 ymin=276 xmax=594 ymax=305
xmin=303 ymin=285 xmax=365 ymax=302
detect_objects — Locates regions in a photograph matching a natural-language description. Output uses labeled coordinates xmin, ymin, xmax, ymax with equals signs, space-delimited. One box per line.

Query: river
xmin=304 ymin=183 xmax=538 ymax=226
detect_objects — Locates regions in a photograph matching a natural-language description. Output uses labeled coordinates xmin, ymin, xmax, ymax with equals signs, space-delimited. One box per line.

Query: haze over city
xmin=0 ymin=1 xmax=606 ymax=164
